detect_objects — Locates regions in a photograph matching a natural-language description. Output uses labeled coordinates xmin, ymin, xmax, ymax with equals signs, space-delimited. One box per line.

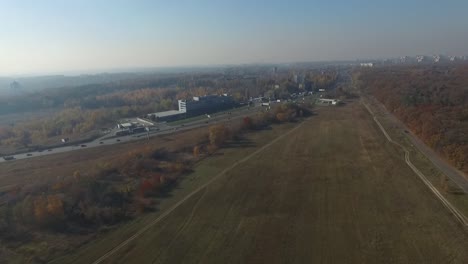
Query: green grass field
xmin=56 ymin=101 xmax=468 ymax=264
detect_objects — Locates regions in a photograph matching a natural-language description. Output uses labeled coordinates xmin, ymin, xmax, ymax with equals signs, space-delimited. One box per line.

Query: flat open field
xmin=62 ymin=101 xmax=468 ymax=263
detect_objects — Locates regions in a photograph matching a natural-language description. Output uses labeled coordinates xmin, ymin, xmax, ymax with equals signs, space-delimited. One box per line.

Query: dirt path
xmin=90 ymin=119 xmax=307 ymax=264
xmin=367 ymin=96 xmax=468 ymax=192
xmin=362 ymin=100 xmax=468 ymax=226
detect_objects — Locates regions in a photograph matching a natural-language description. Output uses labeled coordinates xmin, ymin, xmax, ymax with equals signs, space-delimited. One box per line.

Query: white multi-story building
xmin=416 ymin=55 xmax=425 ymax=63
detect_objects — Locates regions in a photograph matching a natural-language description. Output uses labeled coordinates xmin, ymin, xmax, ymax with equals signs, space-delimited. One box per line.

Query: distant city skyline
xmin=1 ymin=0 xmax=468 ymax=76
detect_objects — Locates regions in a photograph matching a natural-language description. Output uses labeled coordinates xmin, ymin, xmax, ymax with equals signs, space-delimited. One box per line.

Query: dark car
xmin=99 ymin=141 xmax=104 ymax=144
xmin=81 ymin=144 xmax=87 ymax=147
xmin=27 ymin=153 xmax=33 ymax=156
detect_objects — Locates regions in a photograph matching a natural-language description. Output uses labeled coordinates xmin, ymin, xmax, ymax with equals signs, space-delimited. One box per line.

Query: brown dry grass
xmin=58 ymin=101 xmax=468 ymax=264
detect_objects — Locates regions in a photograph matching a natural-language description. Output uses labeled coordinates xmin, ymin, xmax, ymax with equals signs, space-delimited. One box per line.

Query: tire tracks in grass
xmin=91 ymin=119 xmax=307 ymax=264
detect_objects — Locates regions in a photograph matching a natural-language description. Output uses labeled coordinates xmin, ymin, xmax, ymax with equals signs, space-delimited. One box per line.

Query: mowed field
xmin=70 ymin=101 xmax=468 ymax=264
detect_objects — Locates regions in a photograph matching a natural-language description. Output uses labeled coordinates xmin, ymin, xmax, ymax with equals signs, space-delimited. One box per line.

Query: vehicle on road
xmin=27 ymin=153 xmax=33 ymax=156
xmin=81 ymin=144 xmax=87 ymax=147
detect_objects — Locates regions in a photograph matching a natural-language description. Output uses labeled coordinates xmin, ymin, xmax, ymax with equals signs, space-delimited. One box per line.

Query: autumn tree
xmin=209 ymin=125 xmax=229 ymax=147
xmin=242 ymin=116 xmax=253 ymax=130
xmin=193 ymin=145 xmax=200 ymax=157
xmin=33 ymin=196 xmax=49 ymax=225
xmin=276 ymin=113 xmax=289 ymax=122
xmin=46 ymin=195 xmax=65 ymax=220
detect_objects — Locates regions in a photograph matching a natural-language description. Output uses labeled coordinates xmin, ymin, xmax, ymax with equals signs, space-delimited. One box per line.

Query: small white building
xmin=318 ymin=98 xmax=340 ymax=105
xmin=118 ymin=123 xmax=134 ymax=129
xmin=360 ymin=62 xmax=374 ymax=67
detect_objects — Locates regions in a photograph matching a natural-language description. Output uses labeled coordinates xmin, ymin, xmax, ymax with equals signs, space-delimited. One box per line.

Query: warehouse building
xmin=178 ymin=94 xmax=235 ymax=116
xmin=147 ymin=110 xmax=185 ymax=122
xmin=147 ymin=94 xmax=235 ymax=122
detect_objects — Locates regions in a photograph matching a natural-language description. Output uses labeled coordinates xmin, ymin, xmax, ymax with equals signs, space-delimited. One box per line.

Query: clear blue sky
xmin=1 ymin=0 xmax=468 ymax=75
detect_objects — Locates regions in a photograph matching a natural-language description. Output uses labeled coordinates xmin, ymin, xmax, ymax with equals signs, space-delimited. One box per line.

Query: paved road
xmin=368 ymin=97 xmax=468 ymax=193
xmin=0 ymin=106 xmax=263 ymax=163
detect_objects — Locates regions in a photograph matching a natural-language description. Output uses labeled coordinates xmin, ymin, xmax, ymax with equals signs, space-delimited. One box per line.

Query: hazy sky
xmin=1 ymin=0 xmax=468 ymax=75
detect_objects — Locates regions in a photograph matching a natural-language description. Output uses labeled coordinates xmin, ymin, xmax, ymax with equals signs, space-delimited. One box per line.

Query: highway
xmin=0 ymin=106 xmax=263 ymax=163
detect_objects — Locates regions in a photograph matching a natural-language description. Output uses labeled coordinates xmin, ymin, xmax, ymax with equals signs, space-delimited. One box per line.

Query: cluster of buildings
xmin=360 ymin=63 xmax=374 ymax=67
xmin=360 ymin=55 xmax=468 ymax=66
xmin=147 ymin=94 xmax=235 ymax=122
xmin=115 ymin=122 xmax=147 ymax=136
xmin=398 ymin=55 xmax=466 ymax=64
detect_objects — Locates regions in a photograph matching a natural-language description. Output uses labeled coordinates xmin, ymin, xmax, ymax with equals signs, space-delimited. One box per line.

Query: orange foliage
xmin=356 ymin=64 xmax=468 ymax=174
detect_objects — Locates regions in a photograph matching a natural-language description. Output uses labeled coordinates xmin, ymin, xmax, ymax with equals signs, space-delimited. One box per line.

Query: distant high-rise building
xmin=416 ymin=55 xmax=425 ymax=63
xmin=297 ymin=74 xmax=304 ymax=84
xmin=10 ymin=81 xmax=20 ymax=90
xmin=360 ymin=63 xmax=374 ymax=67
xmin=9 ymin=81 xmax=22 ymax=95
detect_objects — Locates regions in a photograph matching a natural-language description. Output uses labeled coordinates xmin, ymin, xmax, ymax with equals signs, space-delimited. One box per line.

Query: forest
xmin=0 ymin=69 xmax=336 ymax=150
xmin=354 ymin=64 xmax=468 ymax=174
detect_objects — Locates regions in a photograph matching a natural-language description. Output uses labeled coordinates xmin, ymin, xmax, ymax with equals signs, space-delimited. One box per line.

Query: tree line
xmin=0 ymin=69 xmax=330 ymax=150
xmin=354 ymin=64 xmax=468 ymax=174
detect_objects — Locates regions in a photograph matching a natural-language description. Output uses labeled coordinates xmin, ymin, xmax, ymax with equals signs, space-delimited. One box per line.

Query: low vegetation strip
xmin=91 ymin=118 xmax=306 ymax=264
xmin=362 ymin=100 xmax=468 ymax=226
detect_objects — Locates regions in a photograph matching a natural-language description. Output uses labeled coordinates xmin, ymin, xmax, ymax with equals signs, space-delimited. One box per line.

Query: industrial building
xmin=147 ymin=94 xmax=235 ymax=122
xmin=147 ymin=110 xmax=185 ymax=122
xmin=115 ymin=122 xmax=148 ymax=136
xmin=178 ymin=94 xmax=234 ymax=116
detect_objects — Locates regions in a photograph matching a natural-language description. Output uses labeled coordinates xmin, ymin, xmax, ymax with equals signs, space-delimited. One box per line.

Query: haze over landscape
xmin=2 ymin=0 xmax=468 ymax=75
xmin=1 ymin=1 xmax=468 ymax=264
